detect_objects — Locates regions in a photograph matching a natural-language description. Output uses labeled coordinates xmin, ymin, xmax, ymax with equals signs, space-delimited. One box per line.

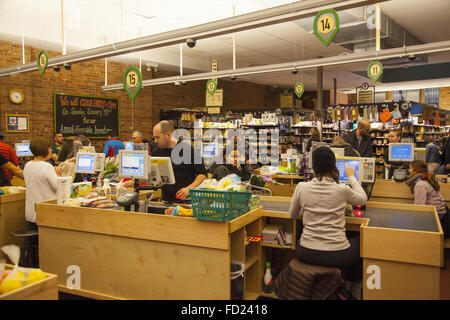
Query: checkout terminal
xmin=115 ymin=150 xmax=176 ymax=212
xmin=388 ymin=143 xmax=415 ymax=181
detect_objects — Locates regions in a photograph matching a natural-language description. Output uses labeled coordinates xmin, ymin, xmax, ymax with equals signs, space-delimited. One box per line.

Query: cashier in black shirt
xmin=152 ymin=121 xmax=207 ymax=203
xmin=0 ymin=152 xmax=24 ymax=186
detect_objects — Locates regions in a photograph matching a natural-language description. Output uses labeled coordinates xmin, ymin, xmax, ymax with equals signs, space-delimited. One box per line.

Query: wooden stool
xmin=273 ymin=258 xmax=344 ymax=300
xmin=10 ymin=229 xmax=39 ymax=268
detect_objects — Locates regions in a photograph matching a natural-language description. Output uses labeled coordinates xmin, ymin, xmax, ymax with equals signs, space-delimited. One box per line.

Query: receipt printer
xmin=262 ymin=224 xmax=286 ymax=245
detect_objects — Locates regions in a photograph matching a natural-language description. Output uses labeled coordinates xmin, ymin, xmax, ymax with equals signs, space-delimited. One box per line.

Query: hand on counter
xmin=54 ymin=166 xmax=63 ymax=176
xmin=384 ymin=163 xmax=391 ymax=169
xmin=176 ymin=187 xmax=190 ymax=200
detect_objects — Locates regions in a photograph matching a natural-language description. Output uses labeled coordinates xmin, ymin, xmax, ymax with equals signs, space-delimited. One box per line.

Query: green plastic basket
xmin=190 ymin=188 xmax=252 ymax=221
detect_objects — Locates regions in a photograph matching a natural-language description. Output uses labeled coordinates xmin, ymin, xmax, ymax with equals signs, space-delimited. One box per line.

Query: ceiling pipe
xmin=102 ymin=40 xmax=450 ymax=90
xmin=0 ymin=0 xmax=388 ymax=77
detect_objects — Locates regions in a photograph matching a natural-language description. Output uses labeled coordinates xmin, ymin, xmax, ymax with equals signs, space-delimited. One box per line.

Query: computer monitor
xmin=389 ymin=143 xmax=415 ymax=162
xmin=15 ymin=143 xmax=33 ymax=157
xmin=75 ymin=152 xmax=106 ymax=174
xmin=124 ymin=142 xmax=134 ymax=151
xmin=118 ymin=150 xmax=149 ymax=180
xmin=202 ymin=143 xmax=217 ymax=158
xmin=330 ymin=147 xmax=345 ymax=157
xmin=133 ymin=143 xmax=149 ymax=151
xmin=335 ymin=156 xmax=375 ymax=184
xmin=150 ymin=157 xmax=176 ymax=185
xmin=81 ymin=146 xmax=96 ymax=153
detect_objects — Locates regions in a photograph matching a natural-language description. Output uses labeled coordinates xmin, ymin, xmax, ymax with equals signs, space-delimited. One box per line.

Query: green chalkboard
xmin=54 ymin=93 xmax=119 ymax=139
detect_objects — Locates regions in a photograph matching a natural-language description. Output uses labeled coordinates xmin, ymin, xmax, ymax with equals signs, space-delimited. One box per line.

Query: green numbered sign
xmin=206 ymin=79 xmax=217 ymax=96
xmin=313 ymin=9 xmax=340 ymax=47
xmin=37 ymin=50 xmax=48 ymax=76
xmin=294 ymin=82 xmax=305 ymax=99
xmin=367 ymin=61 xmax=383 ymax=83
xmin=123 ymin=66 xmax=143 ymax=100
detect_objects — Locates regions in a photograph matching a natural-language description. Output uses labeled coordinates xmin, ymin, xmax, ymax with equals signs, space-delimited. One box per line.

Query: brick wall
xmin=0 ymin=41 xmax=154 ymax=151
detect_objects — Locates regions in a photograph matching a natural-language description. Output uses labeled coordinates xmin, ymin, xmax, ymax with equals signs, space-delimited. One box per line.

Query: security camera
xmin=408 ymin=54 xmax=416 ymax=61
xmin=230 ymin=75 xmax=237 ymax=81
xmin=186 ymin=38 xmax=196 ymax=48
xmin=53 ymin=65 xmax=61 ymax=72
xmin=63 ymin=63 xmax=71 ymax=70
xmin=174 ymin=80 xmax=187 ymax=86
xmin=291 ymin=69 xmax=298 ymax=75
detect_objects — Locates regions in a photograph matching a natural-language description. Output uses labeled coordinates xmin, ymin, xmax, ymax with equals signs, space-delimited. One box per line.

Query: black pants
xmin=296 ymin=236 xmax=362 ymax=282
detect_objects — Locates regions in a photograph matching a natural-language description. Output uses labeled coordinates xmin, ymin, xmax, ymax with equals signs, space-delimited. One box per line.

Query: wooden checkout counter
xmin=35 ymin=192 xmax=444 ymax=300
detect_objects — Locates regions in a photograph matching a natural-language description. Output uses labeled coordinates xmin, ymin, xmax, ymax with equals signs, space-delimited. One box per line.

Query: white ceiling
xmin=0 ymin=0 xmax=450 ymax=93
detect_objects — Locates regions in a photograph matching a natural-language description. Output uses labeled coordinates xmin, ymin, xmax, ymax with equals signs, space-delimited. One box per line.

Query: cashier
xmin=152 ymin=121 xmax=207 ymax=202
xmin=383 ymin=129 xmax=402 ymax=179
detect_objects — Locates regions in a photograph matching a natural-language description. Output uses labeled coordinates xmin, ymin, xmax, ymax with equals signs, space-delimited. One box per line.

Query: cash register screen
xmin=15 ymin=143 xmax=33 ymax=157
xmin=336 ymin=159 xmax=359 ymax=183
xmin=76 ymin=154 xmax=96 ymax=173
xmin=121 ymin=152 xmax=146 ymax=178
xmin=389 ymin=143 xmax=414 ymax=162
xmin=202 ymin=143 xmax=217 ymax=157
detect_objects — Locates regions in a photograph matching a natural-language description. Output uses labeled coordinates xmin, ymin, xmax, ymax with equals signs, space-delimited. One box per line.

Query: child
xmin=289 ymin=147 xmax=367 ymax=299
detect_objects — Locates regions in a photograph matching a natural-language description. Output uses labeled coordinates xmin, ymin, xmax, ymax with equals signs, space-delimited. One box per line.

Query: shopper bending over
xmin=210 ymin=149 xmax=252 ymax=182
xmin=289 ymin=147 xmax=368 ymax=299
xmin=405 ymin=160 xmax=446 ymax=220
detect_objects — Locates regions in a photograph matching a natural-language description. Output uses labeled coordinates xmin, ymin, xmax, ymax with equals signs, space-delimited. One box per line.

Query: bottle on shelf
xmin=263 ymin=261 xmax=273 ymax=293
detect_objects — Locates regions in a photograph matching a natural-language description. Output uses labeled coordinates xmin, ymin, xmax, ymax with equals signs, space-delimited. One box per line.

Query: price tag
xmin=294 ymin=81 xmax=305 ymax=99
xmin=37 ymin=50 xmax=48 ymax=76
xmin=313 ymin=9 xmax=340 ymax=46
xmin=367 ymin=60 xmax=383 ymax=83
xmin=206 ymin=79 xmax=217 ymax=96
xmin=246 ymin=236 xmax=263 ymax=243
xmin=123 ymin=66 xmax=143 ymax=100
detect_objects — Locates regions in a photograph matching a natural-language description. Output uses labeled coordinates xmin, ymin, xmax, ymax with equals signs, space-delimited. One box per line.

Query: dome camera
xmin=230 ymin=75 xmax=237 ymax=81
xmin=186 ymin=38 xmax=197 ymax=48
xmin=63 ymin=63 xmax=71 ymax=70
xmin=407 ymin=54 xmax=416 ymax=61
xmin=291 ymin=69 xmax=298 ymax=75
xmin=53 ymin=65 xmax=61 ymax=72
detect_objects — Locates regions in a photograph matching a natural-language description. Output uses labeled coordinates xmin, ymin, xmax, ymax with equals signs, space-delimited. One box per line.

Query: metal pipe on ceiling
xmin=0 ymin=0 xmax=388 ymax=77
xmin=102 ymin=40 xmax=450 ymax=90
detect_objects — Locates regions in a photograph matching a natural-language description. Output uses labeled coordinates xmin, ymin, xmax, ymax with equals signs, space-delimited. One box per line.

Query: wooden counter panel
xmin=363 ymin=259 xmax=440 ymax=300
xmin=0 ymin=192 xmax=25 ymax=204
xmin=0 ymin=193 xmax=27 ymax=248
xmin=362 ymin=226 xmax=443 ymax=267
xmin=39 ymin=226 xmax=230 ymax=300
xmin=36 ymin=202 xmax=229 ymax=250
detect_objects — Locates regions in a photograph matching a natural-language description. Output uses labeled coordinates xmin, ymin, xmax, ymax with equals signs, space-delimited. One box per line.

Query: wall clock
xmin=9 ymin=89 xmax=24 ymax=104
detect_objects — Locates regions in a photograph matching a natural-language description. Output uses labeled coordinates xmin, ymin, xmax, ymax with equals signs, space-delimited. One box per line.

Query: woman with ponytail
xmin=405 ymin=160 xmax=446 ymax=219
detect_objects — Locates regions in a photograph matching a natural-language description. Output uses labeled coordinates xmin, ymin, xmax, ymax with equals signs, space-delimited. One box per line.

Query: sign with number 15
xmin=123 ymin=66 xmax=143 ymax=100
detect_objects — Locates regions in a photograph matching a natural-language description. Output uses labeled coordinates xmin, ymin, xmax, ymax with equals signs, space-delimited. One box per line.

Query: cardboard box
xmin=264 ymin=183 xmax=293 ymax=196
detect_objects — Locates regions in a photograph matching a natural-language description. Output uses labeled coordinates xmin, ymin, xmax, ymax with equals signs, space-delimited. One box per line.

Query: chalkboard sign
xmin=54 ymin=93 xmax=119 ymax=139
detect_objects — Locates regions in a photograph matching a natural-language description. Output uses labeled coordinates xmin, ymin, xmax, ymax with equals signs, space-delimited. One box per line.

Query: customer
xmin=405 ymin=160 xmax=446 ymax=220
xmin=289 ymin=147 xmax=367 ymax=300
xmin=23 ymin=139 xmax=62 ymax=266
xmin=103 ymin=131 xmax=124 ymax=157
xmin=305 ymin=128 xmax=321 ymax=152
xmin=425 ymin=137 xmax=442 ymax=175
xmin=0 ymin=133 xmax=19 ymax=180
xmin=383 ymin=129 xmax=402 ymax=179
xmin=344 ymin=119 xmax=372 ymax=157
xmin=0 ymin=153 xmax=24 ymax=186
xmin=50 ymin=132 xmax=64 ymax=165
xmin=152 ymin=120 xmax=207 ymax=202
xmin=210 ymin=149 xmax=251 ymax=182
xmin=132 ymin=130 xmax=158 ymax=155
xmin=330 ymin=136 xmax=360 ymax=157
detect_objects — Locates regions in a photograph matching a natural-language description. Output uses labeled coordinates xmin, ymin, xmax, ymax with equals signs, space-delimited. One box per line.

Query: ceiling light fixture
xmin=0 ymin=0 xmax=389 ymax=77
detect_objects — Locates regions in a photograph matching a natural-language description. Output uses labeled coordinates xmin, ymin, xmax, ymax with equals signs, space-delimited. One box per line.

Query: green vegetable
xmin=250 ymin=175 xmax=265 ymax=187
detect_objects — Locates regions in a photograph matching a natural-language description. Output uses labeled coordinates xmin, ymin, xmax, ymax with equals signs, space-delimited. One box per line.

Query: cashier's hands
xmin=176 ymin=187 xmax=190 ymax=201
xmin=54 ymin=166 xmax=62 ymax=176
xmin=345 ymin=163 xmax=355 ymax=179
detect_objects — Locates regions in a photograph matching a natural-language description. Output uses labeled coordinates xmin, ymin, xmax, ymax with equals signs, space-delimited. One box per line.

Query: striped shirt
xmin=0 ymin=141 xmax=18 ymax=179
xmin=413 ymin=179 xmax=446 ymax=215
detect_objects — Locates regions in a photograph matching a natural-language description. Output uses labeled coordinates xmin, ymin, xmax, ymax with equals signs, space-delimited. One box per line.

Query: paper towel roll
xmin=57 ymin=176 xmax=72 ymax=204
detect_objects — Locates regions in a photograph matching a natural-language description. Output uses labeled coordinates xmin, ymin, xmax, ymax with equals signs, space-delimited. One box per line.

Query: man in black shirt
xmin=0 ymin=152 xmax=24 ymax=186
xmin=152 ymin=121 xmax=207 ymax=202
xmin=344 ymin=119 xmax=373 ymax=158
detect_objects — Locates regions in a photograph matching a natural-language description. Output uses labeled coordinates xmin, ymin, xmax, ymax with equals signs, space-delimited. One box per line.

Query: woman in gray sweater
xmin=289 ymin=147 xmax=367 ymax=299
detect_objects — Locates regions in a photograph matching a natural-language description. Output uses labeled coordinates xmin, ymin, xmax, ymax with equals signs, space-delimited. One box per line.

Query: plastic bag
xmin=217 ymin=174 xmax=241 ymax=190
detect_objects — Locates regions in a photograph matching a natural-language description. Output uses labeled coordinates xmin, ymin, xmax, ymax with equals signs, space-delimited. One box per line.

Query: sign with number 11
xmin=367 ymin=61 xmax=383 ymax=83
